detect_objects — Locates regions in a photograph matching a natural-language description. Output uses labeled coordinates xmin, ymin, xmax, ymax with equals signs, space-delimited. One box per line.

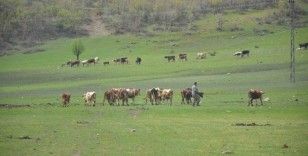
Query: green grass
xmin=0 ymin=8 xmax=308 ymax=155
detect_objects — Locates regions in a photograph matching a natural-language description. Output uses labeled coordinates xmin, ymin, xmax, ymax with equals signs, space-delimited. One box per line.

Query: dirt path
xmin=84 ymin=10 xmax=111 ymax=37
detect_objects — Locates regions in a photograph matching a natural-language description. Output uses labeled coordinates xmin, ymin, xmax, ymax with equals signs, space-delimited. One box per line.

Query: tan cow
xmin=161 ymin=89 xmax=173 ymax=105
xmin=196 ymin=52 xmax=206 ymax=59
xmin=82 ymin=91 xmax=96 ymax=106
xmin=126 ymin=88 xmax=141 ymax=103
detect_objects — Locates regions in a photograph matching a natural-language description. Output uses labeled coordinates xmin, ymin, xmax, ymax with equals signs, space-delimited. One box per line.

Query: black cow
xmin=179 ymin=53 xmax=187 ymax=61
xmin=299 ymin=43 xmax=308 ymax=49
xmin=241 ymin=50 xmax=250 ymax=57
xmin=135 ymin=57 xmax=142 ymax=64
xmin=164 ymin=56 xmax=175 ymax=62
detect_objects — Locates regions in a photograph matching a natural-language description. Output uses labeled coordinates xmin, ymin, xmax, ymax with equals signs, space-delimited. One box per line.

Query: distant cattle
xmin=113 ymin=57 xmax=128 ymax=64
xmin=136 ymin=57 xmax=142 ymax=64
xmin=233 ymin=50 xmax=250 ymax=57
xmin=70 ymin=60 xmax=80 ymax=67
xmin=61 ymin=93 xmax=71 ymax=107
xmin=179 ymin=53 xmax=187 ymax=61
xmin=161 ymin=89 xmax=173 ymax=105
xmin=196 ymin=52 xmax=206 ymax=59
xmin=248 ymin=89 xmax=264 ymax=106
xmin=126 ymin=88 xmax=141 ymax=103
xmin=103 ymin=61 xmax=109 ymax=65
xmin=164 ymin=56 xmax=175 ymax=62
xmin=181 ymin=88 xmax=192 ymax=104
xmin=82 ymin=57 xmax=99 ymax=66
xmin=299 ymin=43 xmax=308 ymax=49
xmin=82 ymin=91 xmax=96 ymax=106
xmin=61 ymin=60 xmax=72 ymax=67
xmin=145 ymin=88 xmax=161 ymax=105
xmin=241 ymin=50 xmax=250 ymax=57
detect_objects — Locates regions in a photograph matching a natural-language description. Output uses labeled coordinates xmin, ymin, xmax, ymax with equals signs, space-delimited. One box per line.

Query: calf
xmin=181 ymin=88 xmax=192 ymax=104
xmin=82 ymin=91 xmax=96 ymax=106
xmin=179 ymin=53 xmax=187 ymax=61
xmin=248 ymin=89 xmax=264 ymax=106
xmin=164 ymin=56 xmax=175 ymax=62
xmin=61 ymin=93 xmax=71 ymax=107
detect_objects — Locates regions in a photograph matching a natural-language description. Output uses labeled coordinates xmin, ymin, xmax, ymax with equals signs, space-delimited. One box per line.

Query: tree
xmin=72 ymin=39 xmax=84 ymax=60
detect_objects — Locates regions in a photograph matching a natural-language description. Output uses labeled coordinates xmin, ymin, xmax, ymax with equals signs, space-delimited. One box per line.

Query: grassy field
xmin=0 ymin=8 xmax=308 ymax=155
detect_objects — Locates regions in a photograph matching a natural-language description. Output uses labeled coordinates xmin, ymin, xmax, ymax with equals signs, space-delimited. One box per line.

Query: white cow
xmin=197 ymin=52 xmax=206 ymax=59
xmin=82 ymin=91 xmax=96 ymax=106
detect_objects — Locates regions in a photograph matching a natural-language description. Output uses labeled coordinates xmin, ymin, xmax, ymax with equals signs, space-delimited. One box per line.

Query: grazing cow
xmin=299 ymin=43 xmax=308 ymax=49
xmin=233 ymin=51 xmax=242 ymax=57
xmin=145 ymin=88 xmax=161 ymax=105
xmin=161 ymin=89 xmax=173 ymax=105
xmin=126 ymin=88 xmax=141 ymax=103
xmin=164 ymin=56 xmax=175 ymax=62
xmin=82 ymin=91 xmax=96 ymax=106
xmin=61 ymin=60 xmax=72 ymax=67
xmin=248 ymin=89 xmax=264 ymax=106
xmin=85 ymin=57 xmax=99 ymax=66
xmin=103 ymin=90 xmax=117 ymax=105
xmin=70 ymin=60 xmax=80 ymax=67
xmin=81 ymin=60 xmax=88 ymax=66
xmin=136 ymin=57 xmax=142 ymax=64
xmin=179 ymin=53 xmax=187 ymax=61
xmin=61 ymin=93 xmax=71 ymax=107
xmin=181 ymin=88 xmax=192 ymax=104
xmin=196 ymin=52 xmax=206 ymax=59
xmin=103 ymin=61 xmax=109 ymax=65
xmin=120 ymin=57 xmax=128 ymax=64
xmin=113 ymin=58 xmax=121 ymax=64
xmin=241 ymin=50 xmax=250 ymax=57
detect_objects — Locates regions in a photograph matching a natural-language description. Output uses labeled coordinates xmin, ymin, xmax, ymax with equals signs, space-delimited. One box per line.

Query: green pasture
xmin=0 ymin=9 xmax=308 ymax=155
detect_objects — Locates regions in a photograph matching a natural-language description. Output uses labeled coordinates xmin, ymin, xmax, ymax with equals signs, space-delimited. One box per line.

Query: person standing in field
xmin=192 ymin=82 xmax=201 ymax=106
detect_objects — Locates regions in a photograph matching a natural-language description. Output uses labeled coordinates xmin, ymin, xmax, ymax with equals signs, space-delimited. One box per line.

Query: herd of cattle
xmin=61 ymin=88 xmax=264 ymax=107
xmin=61 ymin=42 xmax=308 ymax=67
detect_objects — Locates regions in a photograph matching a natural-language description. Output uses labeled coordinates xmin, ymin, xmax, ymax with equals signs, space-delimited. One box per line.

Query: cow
xmin=233 ymin=51 xmax=242 ymax=57
xmin=82 ymin=91 xmax=96 ymax=106
xmin=164 ymin=56 xmax=175 ymax=62
xmin=84 ymin=57 xmax=99 ymax=66
xmin=248 ymin=89 xmax=264 ymax=106
xmin=120 ymin=57 xmax=128 ymax=64
xmin=103 ymin=61 xmax=109 ymax=65
xmin=126 ymin=88 xmax=141 ymax=103
xmin=61 ymin=93 xmax=71 ymax=107
xmin=70 ymin=60 xmax=80 ymax=67
xmin=181 ymin=88 xmax=192 ymax=104
xmin=299 ymin=43 xmax=308 ymax=49
xmin=81 ymin=60 xmax=88 ymax=66
xmin=107 ymin=88 xmax=129 ymax=106
xmin=241 ymin=50 xmax=250 ymax=57
xmin=103 ymin=90 xmax=117 ymax=105
xmin=179 ymin=53 xmax=187 ymax=61
xmin=145 ymin=88 xmax=161 ymax=105
xmin=197 ymin=52 xmax=206 ymax=59
xmin=136 ymin=57 xmax=142 ymax=64
xmin=113 ymin=58 xmax=121 ymax=64
xmin=61 ymin=60 xmax=72 ymax=67
xmin=161 ymin=89 xmax=173 ymax=105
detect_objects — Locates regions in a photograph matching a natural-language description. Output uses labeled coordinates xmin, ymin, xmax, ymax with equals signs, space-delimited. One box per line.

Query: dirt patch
xmin=128 ymin=107 xmax=148 ymax=119
xmin=0 ymin=104 xmax=31 ymax=109
xmin=233 ymin=123 xmax=271 ymax=126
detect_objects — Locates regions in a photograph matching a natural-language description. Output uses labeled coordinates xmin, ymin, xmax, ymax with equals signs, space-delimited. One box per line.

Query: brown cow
xmin=108 ymin=88 xmax=129 ymax=106
xmin=70 ymin=60 xmax=80 ymax=67
xmin=161 ymin=89 xmax=173 ymax=105
xmin=103 ymin=90 xmax=117 ymax=105
xmin=248 ymin=89 xmax=264 ymax=106
xmin=61 ymin=93 xmax=71 ymax=107
xmin=181 ymin=88 xmax=192 ymax=104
